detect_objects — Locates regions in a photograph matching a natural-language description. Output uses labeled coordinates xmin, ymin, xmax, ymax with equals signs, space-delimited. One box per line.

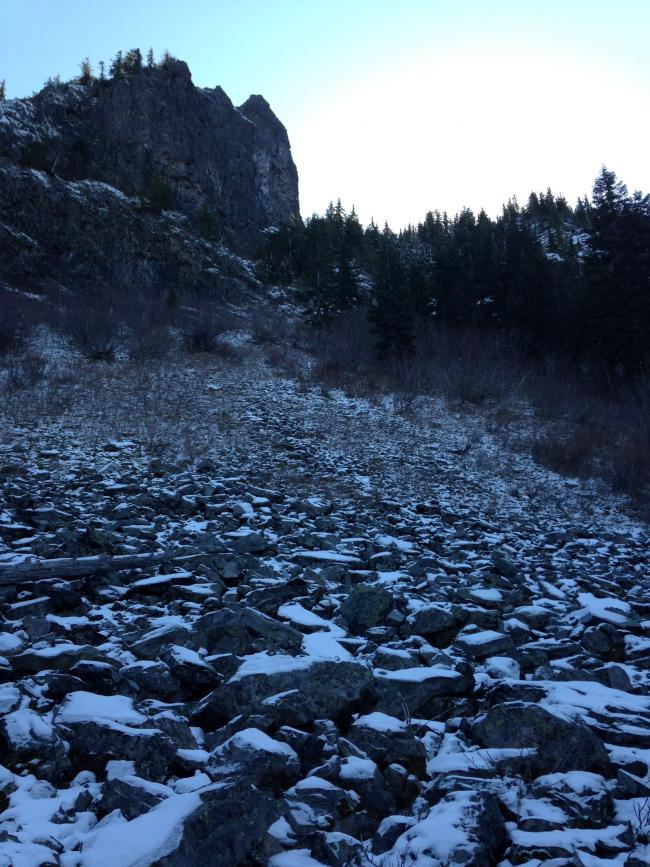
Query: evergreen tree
xmin=273 ymin=168 xmax=648 ymax=379
xmin=78 ymin=58 xmax=92 ymax=85
xmin=586 ymin=167 xmax=650 ymax=372
xmin=0 ymin=80 xmax=5 ymax=100
xmin=146 ymin=48 xmax=155 ymax=69
xmin=109 ymin=51 xmax=123 ymax=78
xmin=124 ymin=48 xmax=143 ymax=73
xmin=369 ymin=233 xmax=415 ymax=358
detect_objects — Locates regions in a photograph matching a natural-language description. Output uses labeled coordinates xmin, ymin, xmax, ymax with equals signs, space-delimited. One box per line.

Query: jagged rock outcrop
xmin=0 ymin=58 xmax=300 ymax=294
xmin=0 ymin=164 xmax=256 ymax=297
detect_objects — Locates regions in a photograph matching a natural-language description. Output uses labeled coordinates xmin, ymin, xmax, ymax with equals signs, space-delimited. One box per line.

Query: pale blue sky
xmin=2 ymin=0 xmax=649 ymax=226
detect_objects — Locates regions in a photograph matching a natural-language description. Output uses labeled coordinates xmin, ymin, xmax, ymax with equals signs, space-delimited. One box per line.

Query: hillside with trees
xmin=261 ymin=167 xmax=650 ymax=379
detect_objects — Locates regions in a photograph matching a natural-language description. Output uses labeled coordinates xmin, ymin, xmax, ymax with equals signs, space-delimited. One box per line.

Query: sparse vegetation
xmin=633 ymin=797 xmax=650 ymax=844
xmin=0 ymin=298 xmax=26 ymax=355
xmin=19 ymin=139 xmax=52 ymax=173
xmin=60 ymin=295 xmax=119 ymax=362
xmin=78 ymin=57 xmax=93 ymax=85
xmin=146 ymin=172 xmax=174 ymax=213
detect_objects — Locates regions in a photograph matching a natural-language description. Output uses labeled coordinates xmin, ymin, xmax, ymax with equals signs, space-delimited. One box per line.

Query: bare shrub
xmin=0 ymin=297 xmax=27 ymax=355
xmin=180 ymin=300 xmax=241 ymax=355
xmin=212 ymin=337 xmax=244 ymax=362
xmin=528 ymin=356 xmax=595 ymax=422
xmin=62 ymin=298 xmax=118 ymax=361
xmin=391 ymin=358 xmax=423 ymax=415
xmin=183 ymin=325 xmax=219 ymax=354
xmin=121 ymin=296 xmax=173 ymax=361
xmin=250 ymin=307 xmax=292 ymax=345
xmin=633 ymin=797 xmax=650 ymax=844
xmin=529 ymin=367 xmax=650 ymax=506
xmin=309 ymin=306 xmax=377 ymax=389
xmin=4 ymin=353 xmax=46 ymax=392
xmin=416 ymin=325 xmax=527 ymax=406
xmin=610 ymin=379 xmax=650 ymax=500
xmin=530 ymin=426 xmax=601 ymax=479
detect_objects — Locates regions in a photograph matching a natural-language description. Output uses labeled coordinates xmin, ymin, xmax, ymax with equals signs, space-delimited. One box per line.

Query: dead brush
xmin=0 ymin=299 xmax=27 ymax=356
xmin=633 ymin=797 xmax=650 ymax=844
xmin=3 ymin=353 xmax=46 ymax=392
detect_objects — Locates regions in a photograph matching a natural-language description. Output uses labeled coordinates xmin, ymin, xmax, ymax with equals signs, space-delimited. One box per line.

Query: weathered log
xmin=0 ymin=551 xmax=206 ymax=585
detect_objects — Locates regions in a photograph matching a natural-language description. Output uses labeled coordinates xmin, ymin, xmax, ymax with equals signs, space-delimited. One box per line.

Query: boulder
xmin=195 ymin=607 xmax=302 ymax=656
xmin=407 ymin=604 xmax=461 ymax=644
xmin=154 ymin=781 xmax=278 ymax=866
xmin=100 ymin=774 xmax=170 ymax=819
xmin=191 ymin=655 xmax=373 ymax=728
xmin=64 ymin=719 xmax=176 ymax=782
xmin=340 ymin=584 xmax=394 ymax=633
xmin=208 ymin=727 xmax=300 ymax=790
xmin=0 ymin=707 xmax=70 ymax=781
xmin=11 ymin=643 xmax=104 ymax=673
xmin=383 ymin=789 xmax=506 ymax=865
xmin=337 ymin=756 xmax=395 ymax=815
xmin=373 ymin=663 xmax=474 ymax=717
xmin=454 ymin=629 xmax=516 ymax=660
xmin=348 ymin=712 xmax=427 ymax=776
xmin=469 ymin=701 xmax=612 ymax=775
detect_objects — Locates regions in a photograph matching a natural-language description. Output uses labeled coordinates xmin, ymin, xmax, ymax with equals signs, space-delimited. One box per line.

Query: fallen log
xmin=0 ymin=551 xmax=206 ymax=585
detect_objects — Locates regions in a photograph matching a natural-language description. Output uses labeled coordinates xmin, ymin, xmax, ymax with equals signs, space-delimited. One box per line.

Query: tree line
xmin=35 ymin=49 xmax=178 ymax=90
xmin=260 ymin=167 xmax=650 ymax=378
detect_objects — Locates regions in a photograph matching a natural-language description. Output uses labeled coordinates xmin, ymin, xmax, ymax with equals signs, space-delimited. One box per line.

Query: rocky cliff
xmin=0 ymin=58 xmax=300 ymax=296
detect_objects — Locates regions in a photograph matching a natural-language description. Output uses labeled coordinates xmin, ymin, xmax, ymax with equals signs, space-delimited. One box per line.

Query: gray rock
xmin=407 ymin=604 xmax=461 ymax=643
xmin=192 ymin=658 xmax=373 ymax=728
xmin=373 ymin=663 xmax=474 ymax=717
xmin=119 ymin=660 xmax=180 ymax=700
xmin=348 ymin=713 xmax=427 ymax=776
xmin=225 ymin=530 xmax=268 ymax=554
xmin=581 ymin=622 xmax=626 ymax=661
xmin=207 ymin=727 xmax=300 ymax=790
xmin=532 ymin=772 xmax=613 ymax=828
xmin=384 ymin=790 xmax=506 ymax=866
xmin=373 ymin=815 xmax=416 ymax=854
xmin=195 ymin=606 xmax=302 ymax=656
xmin=284 ymin=776 xmax=363 ymax=839
xmin=68 ymin=660 xmax=121 ymax=694
xmin=0 ymin=707 xmax=70 ymax=782
xmin=63 ymin=719 xmax=176 ymax=781
xmin=154 ymin=780 xmax=278 ymax=866
xmin=372 ymin=646 xmax=419 ymax=671
xmin=149 ymin=711 xmax=198 ymax=750
xmin=100 ymin=775 xmax=168 ymax=819
xmin=382 ymin=763 xmax=422 ymax=809
xmin=337 ymin=756 xmax=395 ymax=815
xmin=593 ymin=664 xmax=633 ymax=692
xmin=0 ymin=164 xmax=256 ymax=301
xmin=306 ymin=830 xmax=364 ymax=865
xmin=469 ymin=701 xmax=612 ymax=775
xmin=160 ymin=645 xmax=221 ymax=695
xmin=128 ymin=623 xmax=199 ymax=660
xmin=492 ymin=553 xmax=519 ymax=579
xmin=12 ymin=643 xmax=104 ymax=673
xmin=340 ymin=583 xmax=394 ymax=633
xmin=454 ymin=629 xmax=516 ymax=660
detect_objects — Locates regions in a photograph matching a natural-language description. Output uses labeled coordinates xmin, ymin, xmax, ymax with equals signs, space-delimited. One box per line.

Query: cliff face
xmin=0 ymin=59 xmax=300 ymax=295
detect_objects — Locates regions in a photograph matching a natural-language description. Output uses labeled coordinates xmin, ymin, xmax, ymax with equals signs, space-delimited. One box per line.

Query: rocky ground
xmin=1 ymin=336 xmax=650 ymax=867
